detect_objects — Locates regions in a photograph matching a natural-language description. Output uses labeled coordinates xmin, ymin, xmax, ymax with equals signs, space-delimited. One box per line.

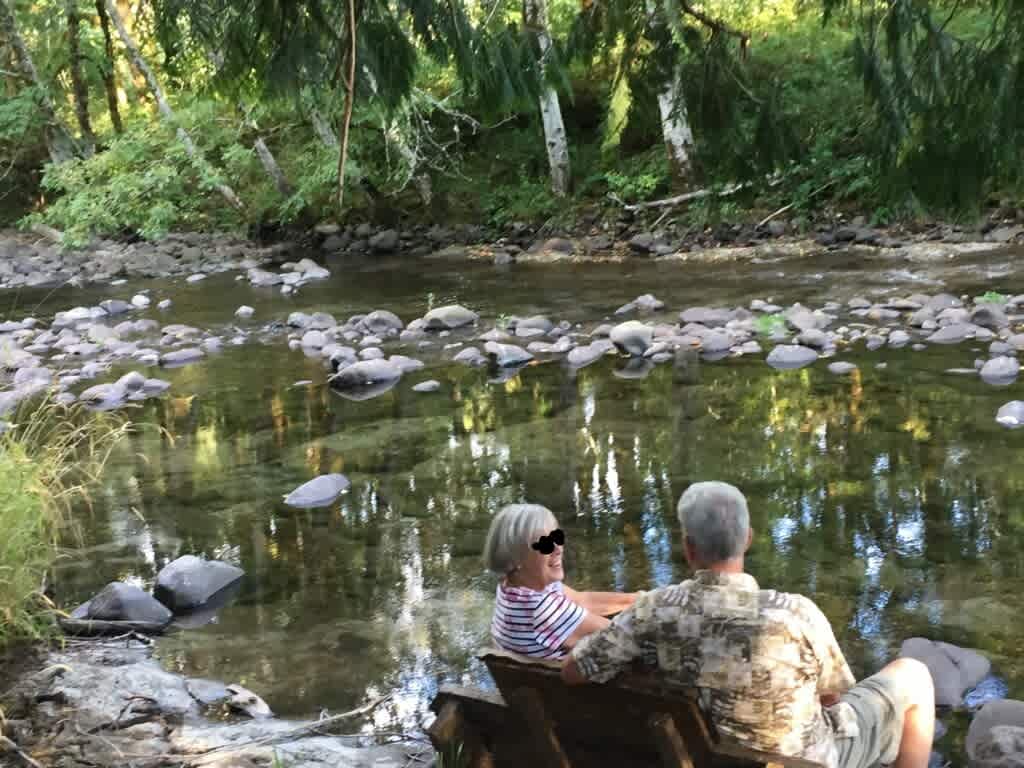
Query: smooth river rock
xmin=996 ymin=401 xmax=1024 ymax=428
xmin=330 ymin=359 xmax=403 ymax=391
xmin=413 ymin=380 xmax=441 ymax=393
xmin=828 ymin=362 xmax=858 ymax=375
xmin=900 ymin=637 xmax=991 ymax=707
xmin=283 ymin=473 xmax=351 ymax=508
xmin=766 ymin=344 xmax=819 ymax=370
xmin=160 ymin=347 xmax=205 ymax=367
xmin=422 ymin=304 xmax=478 ymax=330
xmin=968 ymin=701 xmax=1024 ymax=767
xmin=484 ymin=341 xmax=533 ymax=368
xmin=610 ymin=321 xmax=653 ymax=356
xmin=980 ymin=356 xmax=1020 ymax=385
xmin=71 ymin=582 xmax=173 ymax=627
xmin=154 ymin=555 xmax=245 ymax=613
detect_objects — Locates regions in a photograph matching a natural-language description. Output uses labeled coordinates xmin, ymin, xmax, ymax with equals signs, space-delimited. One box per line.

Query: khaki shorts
xmin=833 ymin=668 xmax=909 ymax=768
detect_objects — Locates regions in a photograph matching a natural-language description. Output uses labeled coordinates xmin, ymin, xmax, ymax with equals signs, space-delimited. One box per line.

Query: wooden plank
xmin=648 ymin=713 xmax=696 ymax=768
xmin=507 ymin=687 xmax=572 ymax=768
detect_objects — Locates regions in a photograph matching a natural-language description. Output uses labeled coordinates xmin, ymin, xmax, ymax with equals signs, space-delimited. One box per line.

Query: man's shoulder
xmin=756 ymin=587 xmax=830 ymax=629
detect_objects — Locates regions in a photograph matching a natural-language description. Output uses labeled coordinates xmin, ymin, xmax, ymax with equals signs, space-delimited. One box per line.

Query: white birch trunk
xmin=104 ymin=0 xmax=245 ymax=212
xmin=311 ymin=109 xmax=338 ymax=148
xmin=524 ymin=0 xmax=571 ymax=197
xmin=645 ymin=0 xmax=695 ymax=182
xmin=253 ymin=137 xmax=293 ymax=197
xmin=0 ymin=0 xmax=77 ymax=164
xmin=656 ymin=68 xmax=695 ymax=180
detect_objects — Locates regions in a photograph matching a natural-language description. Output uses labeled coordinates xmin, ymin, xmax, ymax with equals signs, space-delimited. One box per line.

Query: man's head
xmin=676 ymin=481 xmax=752 ymax=569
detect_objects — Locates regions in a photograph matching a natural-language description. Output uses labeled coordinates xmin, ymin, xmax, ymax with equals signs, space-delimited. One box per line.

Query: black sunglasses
xmin=531 ymin=529 xmax=565 ymax=554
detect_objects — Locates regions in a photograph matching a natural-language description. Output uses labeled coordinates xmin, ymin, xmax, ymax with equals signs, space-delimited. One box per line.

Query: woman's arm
xmin=560 ymin=609 xmax=610 ymax=649
xmin=562 ymin=586 xmax=639 ymax=617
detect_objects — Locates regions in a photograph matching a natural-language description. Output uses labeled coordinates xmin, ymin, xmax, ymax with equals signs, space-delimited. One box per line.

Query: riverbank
xmin=3 ymin=210 xmax=1024 ymax=293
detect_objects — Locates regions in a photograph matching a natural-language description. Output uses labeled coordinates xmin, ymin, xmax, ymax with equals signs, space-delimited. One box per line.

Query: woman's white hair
xmin=483 ymin=503 xmax=558 ymax=575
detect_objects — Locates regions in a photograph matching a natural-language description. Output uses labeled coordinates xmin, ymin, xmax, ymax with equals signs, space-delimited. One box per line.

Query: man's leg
xmin=884 ymin=658 xmax=935 ymax=768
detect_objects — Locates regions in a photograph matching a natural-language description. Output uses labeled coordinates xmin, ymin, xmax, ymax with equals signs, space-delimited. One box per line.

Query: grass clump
xmin=0 ymin=393 xmax=129 ymax=649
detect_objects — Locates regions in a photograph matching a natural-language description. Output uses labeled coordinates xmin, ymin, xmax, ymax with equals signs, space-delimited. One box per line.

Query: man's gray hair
xmin=483 ymin=503 xmax=558 ymax=575
xmin=676 ymin=482 xmax=750 ymax=562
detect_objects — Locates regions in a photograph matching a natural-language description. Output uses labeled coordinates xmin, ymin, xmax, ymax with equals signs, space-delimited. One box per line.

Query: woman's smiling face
xmin=518 ymin=525 xmax=565 ymax=588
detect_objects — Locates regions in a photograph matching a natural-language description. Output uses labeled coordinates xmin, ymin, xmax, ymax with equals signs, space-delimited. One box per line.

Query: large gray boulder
xmin=154 ymin=555 xmax=245 ymax=613
xmin=971 ymin=726 xmax=1024 ymax=768
xmin=972 ymin=304 xmax=1010 ymax=330
xmin=766 ymin=344 xmax=818 ymax=370
xmin=422 ymin=305 xmax=478 ymax=330
xmin=70 ymin=582 xmax=173 ymax=627
xmin=610 ymin=321 xmax=653 ymax=356
xmin=900 ymin=638 xmax=990 ymax=707
xmin=283 ymin=473 xmax=350 ymax=508
xmin=968 ymin=701 xmax=1024 ymax=766
xmin=927 ymin=324 xmax=976 ymax=344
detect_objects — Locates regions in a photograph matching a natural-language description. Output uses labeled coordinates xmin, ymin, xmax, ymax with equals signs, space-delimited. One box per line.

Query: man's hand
xmin=561 ymin=656 xmax=587 ymax=686
xmin=820 ymin=692 xmax=840 ymax=707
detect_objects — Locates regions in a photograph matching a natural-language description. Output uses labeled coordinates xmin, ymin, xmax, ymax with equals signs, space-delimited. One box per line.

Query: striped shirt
xmin=491 ymin=580 xmax=586 ymax=659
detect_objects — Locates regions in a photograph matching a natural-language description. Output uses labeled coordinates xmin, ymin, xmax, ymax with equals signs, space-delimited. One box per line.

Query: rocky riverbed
xmin=1 ymin=640 xmax=430 ymax=768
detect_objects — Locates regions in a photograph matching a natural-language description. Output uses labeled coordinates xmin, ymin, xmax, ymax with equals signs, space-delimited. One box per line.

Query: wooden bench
xmin=427 ymin=648 xmax=826 ymax=768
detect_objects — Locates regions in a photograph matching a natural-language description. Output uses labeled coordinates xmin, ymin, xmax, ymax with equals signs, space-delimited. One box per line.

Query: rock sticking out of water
xmin=413 ymin=380 xmax=441 ymax=393
xmin=484 ymin=341 xmax=533 ymax=368
xmin=226 ymin=683 xmax=273 ymax=719
xmin=283 ymin=473 xmax=351 ymax=508
xmin=980 ymin=356 xmax=1020 ymax=385
xmin=154 ymin=555 xmax=245 ymax=614
xmin=996 ymin=401 xmax=1024 ymax=428
xmin=422 ymin=304 xmax=478 ymax=330
xmin=828 ymin=361 xmax=858 ymax=375
xmin=766 ymin=344 xmax=819 ymax=370
xmin=900 ymin=637 xmax=991 ymax=708
xmin=610 ymin=321 xmax=653 ymax=356
xmin=69 ymin=582 xmax=173 ymax=629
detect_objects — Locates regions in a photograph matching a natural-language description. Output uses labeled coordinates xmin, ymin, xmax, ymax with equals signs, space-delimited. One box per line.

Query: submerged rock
xmin=154 ymin=555 xmax=245 ymax=613
xmin=160 ymin=347 xmax=205 ymax=367
xmin=283 ymin=473 xmax=351 ymax=508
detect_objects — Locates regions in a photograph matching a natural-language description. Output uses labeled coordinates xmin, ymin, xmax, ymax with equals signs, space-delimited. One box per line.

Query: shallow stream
xmin=11 ymin=245 xmax=1024 ymax=756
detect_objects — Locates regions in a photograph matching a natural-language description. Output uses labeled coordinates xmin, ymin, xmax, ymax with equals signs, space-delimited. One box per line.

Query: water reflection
xmin=47 ymin=286 xmax=1024 ymax=758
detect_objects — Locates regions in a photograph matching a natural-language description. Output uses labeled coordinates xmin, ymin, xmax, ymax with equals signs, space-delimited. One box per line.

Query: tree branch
xmin=609 ymin=181 xmax=749 ymax=210
xmin=678 ymin=0 xmax=749 ymax=49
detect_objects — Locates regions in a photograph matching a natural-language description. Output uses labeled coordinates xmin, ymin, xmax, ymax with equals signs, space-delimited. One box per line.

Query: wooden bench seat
xmin=426 ymin=648 xmax=826 ymax=768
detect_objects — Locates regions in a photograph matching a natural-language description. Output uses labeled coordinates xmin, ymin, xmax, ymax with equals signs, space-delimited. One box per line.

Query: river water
xmin=15 ymin=245 xmax=1024 ymax=754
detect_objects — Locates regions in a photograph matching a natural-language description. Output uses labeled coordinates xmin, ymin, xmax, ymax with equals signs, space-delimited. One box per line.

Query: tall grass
xmin=0 ymin=391 xmax=130 ymax=649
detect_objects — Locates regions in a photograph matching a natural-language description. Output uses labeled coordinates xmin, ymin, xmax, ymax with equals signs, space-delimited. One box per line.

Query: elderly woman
xmin=484 ymin=503 xmax=638 ymax=659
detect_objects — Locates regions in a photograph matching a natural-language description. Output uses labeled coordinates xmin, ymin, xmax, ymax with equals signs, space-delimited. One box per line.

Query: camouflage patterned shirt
xmin=570 ymin=570 xmax=856 ymax=768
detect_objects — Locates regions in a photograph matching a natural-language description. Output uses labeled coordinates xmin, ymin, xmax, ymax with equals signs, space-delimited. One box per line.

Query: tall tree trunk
xmin=523 ymin=0 xmax=571 ymax=197
xmin=253 ymin=135 xmax=293 ymax=197
xmin=103 ymin=0 xmax=245 ymax=212
xmin=646 ymin=1 xmax=695 ymax=182
xmin=656 ymin=68 xmax=695 ymax=180
xmin=94 ymin=0 xmax=123 ymax=133
xmin=66 ymin=0 xmax=96 ymax=154
xmin=0 ymin=0 xmax=77 ymax=164
xmin=311 ymin=108 xmax=338 ymax=147
xmin=336 ymin=0 xmax=357 ymax=210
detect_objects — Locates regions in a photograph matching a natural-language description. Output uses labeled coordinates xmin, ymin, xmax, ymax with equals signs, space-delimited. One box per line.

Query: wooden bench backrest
xmin=474 ymin=647 xmax=826 ymax=768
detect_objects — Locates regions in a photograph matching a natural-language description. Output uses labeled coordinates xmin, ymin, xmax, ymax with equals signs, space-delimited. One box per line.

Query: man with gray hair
xmin=562 ymin=481 xmax=935 ymax=768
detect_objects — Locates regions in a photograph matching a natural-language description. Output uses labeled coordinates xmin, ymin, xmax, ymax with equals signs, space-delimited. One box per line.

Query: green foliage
xmin=754 ymin=313 xmax=787 ymax=336
xmin=978 ymin=291 xmax=1007 ymax=304
xmin=481 ymin=174 xmax=558 ymax=227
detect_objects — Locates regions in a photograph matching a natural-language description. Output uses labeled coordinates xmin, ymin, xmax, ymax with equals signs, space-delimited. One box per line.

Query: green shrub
xmin=0 ymin=394 xmax=128 ymax=648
